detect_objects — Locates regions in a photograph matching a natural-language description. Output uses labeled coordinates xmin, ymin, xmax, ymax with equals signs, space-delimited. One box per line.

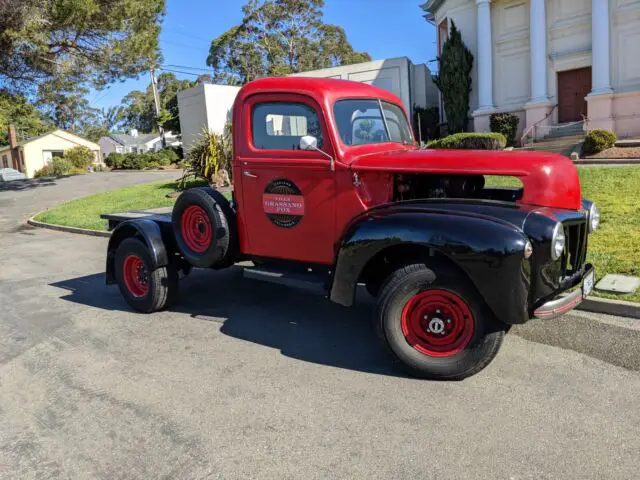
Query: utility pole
xmin=150 ymin=67 xmax=166 ymax=148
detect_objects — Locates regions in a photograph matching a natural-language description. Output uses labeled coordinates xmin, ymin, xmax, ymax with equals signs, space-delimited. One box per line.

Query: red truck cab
xmin=104 ymin=77 xmax=598 ymax=380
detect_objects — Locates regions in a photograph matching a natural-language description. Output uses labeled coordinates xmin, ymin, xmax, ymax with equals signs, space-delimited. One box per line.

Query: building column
xmin=529 ymin=0 xmax=548 ymax=103
xmin=591 ymin=0 xmax=612 ymax=94
xmin=472 ymin=0 xmax=495 ymax=131
xmin=586 ymin=0 xmax=615 ymax=131
xmin=524 ymin=0 xmax=554 ymax=139
xmin=476 ymin=0 xmax=494 ymax=110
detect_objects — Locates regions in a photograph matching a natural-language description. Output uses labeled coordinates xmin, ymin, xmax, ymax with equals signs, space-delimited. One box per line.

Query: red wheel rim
xmin=181 ymin=205 xmax=212 ymax=253
xmin=122 ymin=254 xmax=149 ymax=298
xmin=401 ymin=289 xmax=474 ymax=357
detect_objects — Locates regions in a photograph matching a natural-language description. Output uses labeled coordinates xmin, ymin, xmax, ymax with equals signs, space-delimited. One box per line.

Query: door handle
xmin=243 ymin=171 xmax=258 ymax=178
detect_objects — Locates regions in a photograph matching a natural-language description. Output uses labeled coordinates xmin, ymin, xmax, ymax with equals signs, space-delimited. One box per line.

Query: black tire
xmin=115 ymin=237 xmax=178 ymax=313
xmin=172 ymin=187 xmax=235 ymax=268
xmin=376 ymin=263 xmax=506 ymax=380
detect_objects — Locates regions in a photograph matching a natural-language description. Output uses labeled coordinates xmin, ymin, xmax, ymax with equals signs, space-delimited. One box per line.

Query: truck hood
xmin=350 ymin=148 xmax=582 ymax=210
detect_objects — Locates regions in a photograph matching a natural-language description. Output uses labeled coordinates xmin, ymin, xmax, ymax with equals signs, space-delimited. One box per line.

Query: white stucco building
xmin=0 ymin=128 xmax=100 ymax=178
xmin=422 ymin=0 xmax=640 ymax=138
xmin=177 ymin=58 xmax=439 ymax=154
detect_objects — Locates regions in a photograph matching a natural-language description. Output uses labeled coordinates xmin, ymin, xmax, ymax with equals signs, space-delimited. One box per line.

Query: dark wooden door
xmin=558 ymin=67 xmax=592 ymax=123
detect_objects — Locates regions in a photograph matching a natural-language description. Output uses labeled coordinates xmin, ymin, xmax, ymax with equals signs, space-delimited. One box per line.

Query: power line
xmin=158 ymin=67 xmax=206 ymax=77
xmin=162 ymin=64 xmax=212 ymax=73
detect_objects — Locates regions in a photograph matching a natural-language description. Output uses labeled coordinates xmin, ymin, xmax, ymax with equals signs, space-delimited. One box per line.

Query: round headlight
xmin=589 ymin=203 xmax=600 ymax=232
xmin=551 ymin=222 xmax=565 ymax=260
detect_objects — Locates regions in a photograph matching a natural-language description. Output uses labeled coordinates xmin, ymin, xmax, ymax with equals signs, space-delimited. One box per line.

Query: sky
xmin=89 ymin=0 xmax=437 ymax=109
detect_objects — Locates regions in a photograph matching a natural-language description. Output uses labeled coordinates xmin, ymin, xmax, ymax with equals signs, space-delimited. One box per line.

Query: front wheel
xmin=115 ymin=237 xmax=179 ymax=313
xmin=376 ymin=263 xmax=506 ymax=380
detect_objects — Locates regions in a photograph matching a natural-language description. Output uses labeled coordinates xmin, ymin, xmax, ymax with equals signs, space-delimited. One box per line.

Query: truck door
xmin=237 ymin=94 xmax=336 ymax=264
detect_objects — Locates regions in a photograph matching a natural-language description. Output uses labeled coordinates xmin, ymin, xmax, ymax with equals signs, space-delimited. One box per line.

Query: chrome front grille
xmin=563 ymin=220 xmax=588 ymax=275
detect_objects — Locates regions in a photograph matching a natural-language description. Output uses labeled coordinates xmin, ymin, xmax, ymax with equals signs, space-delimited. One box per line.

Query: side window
xmin=252 ymin=102 xmax=323 ymax=150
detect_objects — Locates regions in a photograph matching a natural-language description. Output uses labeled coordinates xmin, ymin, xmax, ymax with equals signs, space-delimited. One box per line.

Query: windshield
xmin=334 ymin=99 xmax=413 ymax=146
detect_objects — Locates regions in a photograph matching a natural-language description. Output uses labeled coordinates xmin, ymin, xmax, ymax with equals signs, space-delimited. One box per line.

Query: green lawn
xmin=34 ymin=179 xmax=210 ymax=231
xmin=35 ymin=167 xmax=640 ymax=302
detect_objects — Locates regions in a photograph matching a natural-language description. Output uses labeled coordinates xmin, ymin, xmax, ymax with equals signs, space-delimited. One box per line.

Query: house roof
xmin=110 ymin=133 xmax=160 ymax=146
xmin=420 ymin=0 xmax=445 ymax=21
xmin=0 ymin=129 xmax=98 ymax=151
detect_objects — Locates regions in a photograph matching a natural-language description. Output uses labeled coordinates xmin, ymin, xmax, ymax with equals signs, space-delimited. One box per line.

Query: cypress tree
xmin=433 ymin=21 xmax=474 ymax=133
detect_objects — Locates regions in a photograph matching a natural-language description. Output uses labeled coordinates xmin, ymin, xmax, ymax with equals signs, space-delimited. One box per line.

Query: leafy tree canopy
xmin=120 ymin=72 xmax=195 ymax=133
xmin=0 ymin=0 xmax=165 ymax=92
xmin=0 ymin=89 xmax=50 ymax=146
xmin=207 ymin=0 xmax=371 ymax=85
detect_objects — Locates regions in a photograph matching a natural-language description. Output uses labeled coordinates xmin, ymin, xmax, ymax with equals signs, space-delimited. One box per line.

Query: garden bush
xmin=583 ymin=129 xmax=617 ymax=156
xmin=105 ymin=149 xmax=179 ymax=169
xmin=34 ymin=165 xmax=54 ymax=178
xmin=63 ymin=145 xmax=94 ymax=169
xmin=51 ymin=157 xmax=73 ymax=176
xmin=153 ymin=148 xmax=179 ymax=166
xmin=490 ymin=113 xmax=519 ymax=147
xmin=105 ymin=152 xmax=124 ymax=169
xmin=427 ymin=132 xmax=506 ymax=150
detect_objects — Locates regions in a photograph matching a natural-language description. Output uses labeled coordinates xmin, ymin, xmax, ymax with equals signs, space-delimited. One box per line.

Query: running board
xmin=242 ymin=266 xmax=327 ymax=295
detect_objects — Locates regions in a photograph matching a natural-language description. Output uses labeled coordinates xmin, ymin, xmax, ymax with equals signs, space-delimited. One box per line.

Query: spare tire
xmin=172 ymin=187 xmax=236 ymax=268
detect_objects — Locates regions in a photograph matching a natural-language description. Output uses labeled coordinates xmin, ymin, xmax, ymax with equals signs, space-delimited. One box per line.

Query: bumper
xmin=532 ymin=264 xmax=594 ymax=320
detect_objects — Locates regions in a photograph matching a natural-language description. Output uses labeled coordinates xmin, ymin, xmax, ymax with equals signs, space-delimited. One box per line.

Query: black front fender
xmin=330 ymin=211 xmax=531 ymax=325
xmin=105 ymin=219 xmax=169 ymax=284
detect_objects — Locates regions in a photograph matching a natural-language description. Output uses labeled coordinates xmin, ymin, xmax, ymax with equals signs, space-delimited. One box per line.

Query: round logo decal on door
xmin=262 ymin=179 xmax=305 ymax=228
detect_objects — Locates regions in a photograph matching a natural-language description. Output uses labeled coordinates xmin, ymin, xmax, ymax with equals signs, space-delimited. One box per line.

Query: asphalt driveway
xmin=1 ymin=173 xmax=639 ymax=479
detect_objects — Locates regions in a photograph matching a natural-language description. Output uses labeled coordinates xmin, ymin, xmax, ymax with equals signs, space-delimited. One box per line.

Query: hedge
xmin=427 ymin=132 xmax=507 ymax=150
xmin=105 ymin=148 xmax=180 ymax=170
xmin=583 ymin=129 xmax=617 ymax=156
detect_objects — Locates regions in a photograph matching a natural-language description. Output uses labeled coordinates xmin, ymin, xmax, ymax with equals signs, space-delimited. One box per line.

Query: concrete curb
xmin=578 ymin=297 xmax=640 ymax=319
xmin=27 ymin=216 xmax=110 ymax=237
xmin=575 ymin=158 xmax=640 ymax=165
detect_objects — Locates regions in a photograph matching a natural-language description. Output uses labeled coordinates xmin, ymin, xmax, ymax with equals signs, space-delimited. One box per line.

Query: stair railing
xmin=520 ymin=104 xmax=558 ymax=147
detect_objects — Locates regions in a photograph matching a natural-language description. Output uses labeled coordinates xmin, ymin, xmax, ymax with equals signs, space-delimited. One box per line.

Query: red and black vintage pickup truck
xmin=103 ymin=77 xmax=598 ymax=380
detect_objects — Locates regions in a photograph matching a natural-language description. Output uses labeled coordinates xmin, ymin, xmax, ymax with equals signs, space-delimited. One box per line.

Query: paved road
xmin=1 ymin=174 xmax=639 ymax=479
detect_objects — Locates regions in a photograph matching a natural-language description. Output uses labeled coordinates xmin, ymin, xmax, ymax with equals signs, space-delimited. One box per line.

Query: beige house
xmin=0 ymin=127 xmax=101 ymax=178
xmin=422 ymin=0 xmax=640 ymax=139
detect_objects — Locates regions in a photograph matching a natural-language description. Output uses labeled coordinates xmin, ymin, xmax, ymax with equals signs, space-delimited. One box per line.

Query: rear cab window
xmin=252 ymin=102 xmax=324 ymax=151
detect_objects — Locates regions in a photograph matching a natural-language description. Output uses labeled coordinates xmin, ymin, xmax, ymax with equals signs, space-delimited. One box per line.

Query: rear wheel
xmin=115 ymin=237 xmax=178 ymax=313
xmin=376 ymin=263 xmax=505 ymax=380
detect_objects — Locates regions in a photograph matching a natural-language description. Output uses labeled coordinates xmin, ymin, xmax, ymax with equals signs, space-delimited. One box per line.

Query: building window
xmin=252 ymin=102 xmax=323 ymax=150
xmin=1 ymin=155 xmax=7 ymax=168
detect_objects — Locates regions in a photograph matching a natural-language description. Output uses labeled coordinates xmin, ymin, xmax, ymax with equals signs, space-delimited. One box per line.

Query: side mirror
xmin=299 ymin=135 xmax=335 ymax=171
xmin=299 ymin=135 xmax=318 ymax=151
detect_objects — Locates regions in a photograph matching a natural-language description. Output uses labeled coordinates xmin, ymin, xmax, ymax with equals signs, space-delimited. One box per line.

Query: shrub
xmin=105 ymin=152 xmax=124 ymax=169
xmin=490 ymin=113 xmax=520 ymax=147
xmin=121 ymin=152 xmax=149 ymax=170
xmin=179 ymin=128 xmax=231 ymax=188
xmin=433 ymin=21 xmax=474 ymax=133
xmin=413 ymin=106 xmax=440 ymax=143
xmin=152 ymin=148 xmax=179 ymax=166
xmin=63 ymin=145 xmax=94 ymax=169
xmin=427 ymin=132 xmax=507 ymax=150
xmin=51 ymin=157 xmax=73 ymax=176
xmin=70 ymin=167 xmax=88 ymax=175
xmin=34 ymin=165 xmax=54 ymax=178
xmin=583 ymin=129 xmax=617 ymax=156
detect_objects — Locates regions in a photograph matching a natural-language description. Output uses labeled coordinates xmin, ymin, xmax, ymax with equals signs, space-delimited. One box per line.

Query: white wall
xmin=178 ymin=84 xmax=240 ymax=155
xmin=290 ymin=57 xmax=438 ymax=114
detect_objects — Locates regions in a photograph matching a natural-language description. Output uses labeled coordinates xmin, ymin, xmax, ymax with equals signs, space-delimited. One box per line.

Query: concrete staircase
xmin=522 ymin=122 xmax=585 ymax=157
